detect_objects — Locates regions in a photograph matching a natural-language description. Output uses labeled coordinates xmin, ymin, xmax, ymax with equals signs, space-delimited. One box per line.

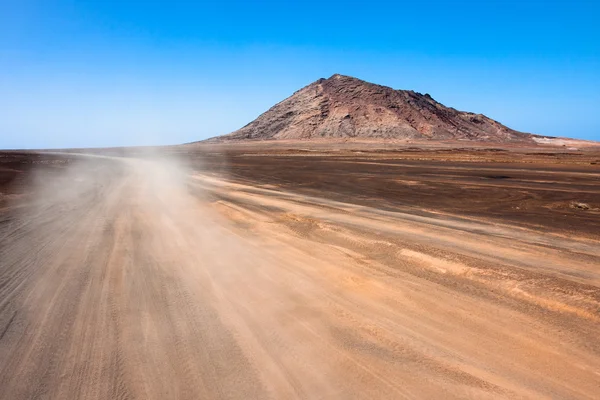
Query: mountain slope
xmin=212 ymin=74 xmax=531 ymax=142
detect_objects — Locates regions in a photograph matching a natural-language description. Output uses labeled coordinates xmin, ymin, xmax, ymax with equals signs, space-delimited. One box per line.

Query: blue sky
xmin=1 ymin=0 xmax=599 ymax=148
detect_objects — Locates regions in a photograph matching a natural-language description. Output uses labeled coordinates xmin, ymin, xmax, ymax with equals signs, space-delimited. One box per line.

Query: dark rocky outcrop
xmin=210 ymin=74 xmax=531 ymax=142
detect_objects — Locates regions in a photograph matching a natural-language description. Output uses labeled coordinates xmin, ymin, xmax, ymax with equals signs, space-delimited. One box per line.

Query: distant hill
xmin=208 ymin=74 xmax=532 ymax=142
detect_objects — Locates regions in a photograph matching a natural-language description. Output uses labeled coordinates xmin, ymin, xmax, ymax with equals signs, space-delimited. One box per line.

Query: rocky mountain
xmin=210 ymin=74 xmax=532 ymax=142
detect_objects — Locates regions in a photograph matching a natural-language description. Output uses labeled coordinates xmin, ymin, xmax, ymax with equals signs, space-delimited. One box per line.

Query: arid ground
xmin=0 ymin=143 xmax=599 ymax=399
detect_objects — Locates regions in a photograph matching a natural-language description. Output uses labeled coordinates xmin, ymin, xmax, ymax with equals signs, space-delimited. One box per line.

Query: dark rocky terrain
xmin=210 ymin=74 xmax=532 ymax=142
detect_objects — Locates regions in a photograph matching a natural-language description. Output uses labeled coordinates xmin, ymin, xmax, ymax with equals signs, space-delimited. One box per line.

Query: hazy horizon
xmin=2 ymin=1 xmax=599 ymax=149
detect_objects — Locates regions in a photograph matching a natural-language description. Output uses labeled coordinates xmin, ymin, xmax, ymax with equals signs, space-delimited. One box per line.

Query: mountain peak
xmin=211 ymin=75 xmax=531 ymax=142
xmin=315 ymin=73 xmax=353 ymax=84
xmin=328 ymin=73 xmax=352 ymax=80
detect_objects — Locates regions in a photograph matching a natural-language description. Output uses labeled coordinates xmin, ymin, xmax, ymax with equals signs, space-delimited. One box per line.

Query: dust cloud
xmin=0 ymin=150 xmax=275 ymax=399
xmin=1 ymin=147 xmax=599 ymax=399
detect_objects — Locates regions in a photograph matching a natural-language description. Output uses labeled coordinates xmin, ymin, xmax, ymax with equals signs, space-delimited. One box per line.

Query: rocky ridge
xmin=211 ymin=74 xmax=531 ymax=142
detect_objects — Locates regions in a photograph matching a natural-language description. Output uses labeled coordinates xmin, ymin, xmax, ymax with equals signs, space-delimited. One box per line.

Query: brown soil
xmin=0 ymin=144 xmax=599 ymax=399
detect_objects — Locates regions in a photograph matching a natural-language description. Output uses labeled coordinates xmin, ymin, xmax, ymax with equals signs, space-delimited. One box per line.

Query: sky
xmin=1 ymin=0 xmax=599 ymax=148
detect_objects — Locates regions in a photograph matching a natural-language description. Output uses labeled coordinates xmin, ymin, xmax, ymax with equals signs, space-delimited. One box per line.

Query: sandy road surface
xmin=0 ymin=154 xmax=599 ymax=399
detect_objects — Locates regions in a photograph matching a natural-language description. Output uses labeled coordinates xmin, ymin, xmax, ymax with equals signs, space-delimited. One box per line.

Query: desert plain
xmin=0 ymin=141 xmax=599 ymax=399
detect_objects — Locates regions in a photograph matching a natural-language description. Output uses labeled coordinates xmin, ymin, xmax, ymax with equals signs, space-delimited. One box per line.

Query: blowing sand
xmin=0 ymin=147 xmax=599 ymax=399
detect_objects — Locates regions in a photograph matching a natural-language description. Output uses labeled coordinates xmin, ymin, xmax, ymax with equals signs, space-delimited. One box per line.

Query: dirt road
xmin=0 ymin=152 xmax=599 ymax=399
